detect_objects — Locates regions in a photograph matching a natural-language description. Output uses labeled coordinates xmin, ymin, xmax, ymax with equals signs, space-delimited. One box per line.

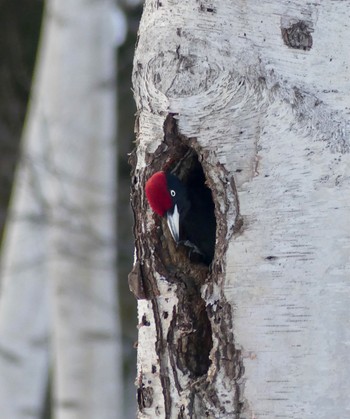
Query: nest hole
xmin=159 ymin=115 xmax=215 ymax=377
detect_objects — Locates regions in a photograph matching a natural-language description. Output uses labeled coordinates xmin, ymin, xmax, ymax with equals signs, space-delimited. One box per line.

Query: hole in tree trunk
xmin=169 ymin=284 xmax=213 ymax=378
xmin=158 ymin=116 xmax=214 ymax=377
xmin=143 ymin=113 xmax=218 ymax=272
xmin=130 ymin=111 xmax=244 ymax=413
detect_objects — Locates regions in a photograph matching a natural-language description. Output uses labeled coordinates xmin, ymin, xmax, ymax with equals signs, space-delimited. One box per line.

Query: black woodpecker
xmin=145 ymin=171 xmax=216 ymax=265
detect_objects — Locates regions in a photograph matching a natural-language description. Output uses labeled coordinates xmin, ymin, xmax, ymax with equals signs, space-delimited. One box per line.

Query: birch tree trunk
xmin=0 ymin=0 xmax=123 ymax=417
xmin=130 ymin=1 xmax=350 ymax=418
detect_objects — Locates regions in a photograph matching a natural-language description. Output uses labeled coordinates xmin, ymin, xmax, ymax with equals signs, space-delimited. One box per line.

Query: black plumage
xmin=166 ymin=172 xmax=216 ymax=265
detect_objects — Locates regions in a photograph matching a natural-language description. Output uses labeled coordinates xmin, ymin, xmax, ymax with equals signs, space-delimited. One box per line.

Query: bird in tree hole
xmin=145 ymin=171 xmax=216 ymax=265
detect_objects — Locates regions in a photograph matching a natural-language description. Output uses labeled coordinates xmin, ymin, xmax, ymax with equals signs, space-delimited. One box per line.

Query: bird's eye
xmin=170 ymin=190 xmax=176 ymax=197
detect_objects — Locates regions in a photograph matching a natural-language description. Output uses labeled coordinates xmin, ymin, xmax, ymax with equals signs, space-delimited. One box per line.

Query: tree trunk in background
xmin=0 ymin=0 xmax=122 ymax=418
xmin=131 ymin=1 xmax=350 ymax=418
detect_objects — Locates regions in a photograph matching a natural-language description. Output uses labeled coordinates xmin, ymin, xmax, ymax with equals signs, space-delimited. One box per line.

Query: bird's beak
xmin=166 ymin=205 xmax=180 ymax=243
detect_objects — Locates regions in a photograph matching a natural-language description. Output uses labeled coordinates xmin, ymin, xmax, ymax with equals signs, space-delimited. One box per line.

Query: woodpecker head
xmin=145 ymin=171 xmax=190 ymax=243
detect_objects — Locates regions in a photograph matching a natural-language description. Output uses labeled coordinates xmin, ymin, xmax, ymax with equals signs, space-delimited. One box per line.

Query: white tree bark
xmin=0 ymin=0 xmax=123 ymax=418
xmin=131 ymin=1 xmax=350 ymax=418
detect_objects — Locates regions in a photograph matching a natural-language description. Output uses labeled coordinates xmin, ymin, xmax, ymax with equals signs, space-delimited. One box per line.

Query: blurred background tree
xmin=0 ymin=0 xmax=43 ymax=239
xmin=0 ymin=0 xmax=141 ymax=417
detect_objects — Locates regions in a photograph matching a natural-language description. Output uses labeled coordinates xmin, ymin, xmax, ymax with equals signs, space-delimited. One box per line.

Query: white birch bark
xmin=131 ymin=1 xmax=350 ymax=418
xmin=0 ymin=0 xmax=123 ymax=417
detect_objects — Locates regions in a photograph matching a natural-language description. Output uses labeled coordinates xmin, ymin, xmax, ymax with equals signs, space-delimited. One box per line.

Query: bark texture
xmin=131 ymin=1 xmax=350 ymax=418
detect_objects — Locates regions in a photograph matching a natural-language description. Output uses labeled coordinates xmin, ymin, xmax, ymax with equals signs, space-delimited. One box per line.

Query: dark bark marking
xmin=152 ymin=298 xmax=172 ymax=418
xmin=281 ymin=20 xmax=313 ymax=51
xmin=167 ymin=306 xmax=183 ymax=393
xmin=141 ymin=314 xmax=151 ymax=326
xmin=199 ymin=3 xmax=216 ymax=13
xmin=137 ymin=385 xmax=154 ymax=410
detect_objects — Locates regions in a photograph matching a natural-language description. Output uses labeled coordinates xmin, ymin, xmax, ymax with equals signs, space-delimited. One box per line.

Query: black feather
xmin=166 ymin=172 xmax=216 ymax=265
